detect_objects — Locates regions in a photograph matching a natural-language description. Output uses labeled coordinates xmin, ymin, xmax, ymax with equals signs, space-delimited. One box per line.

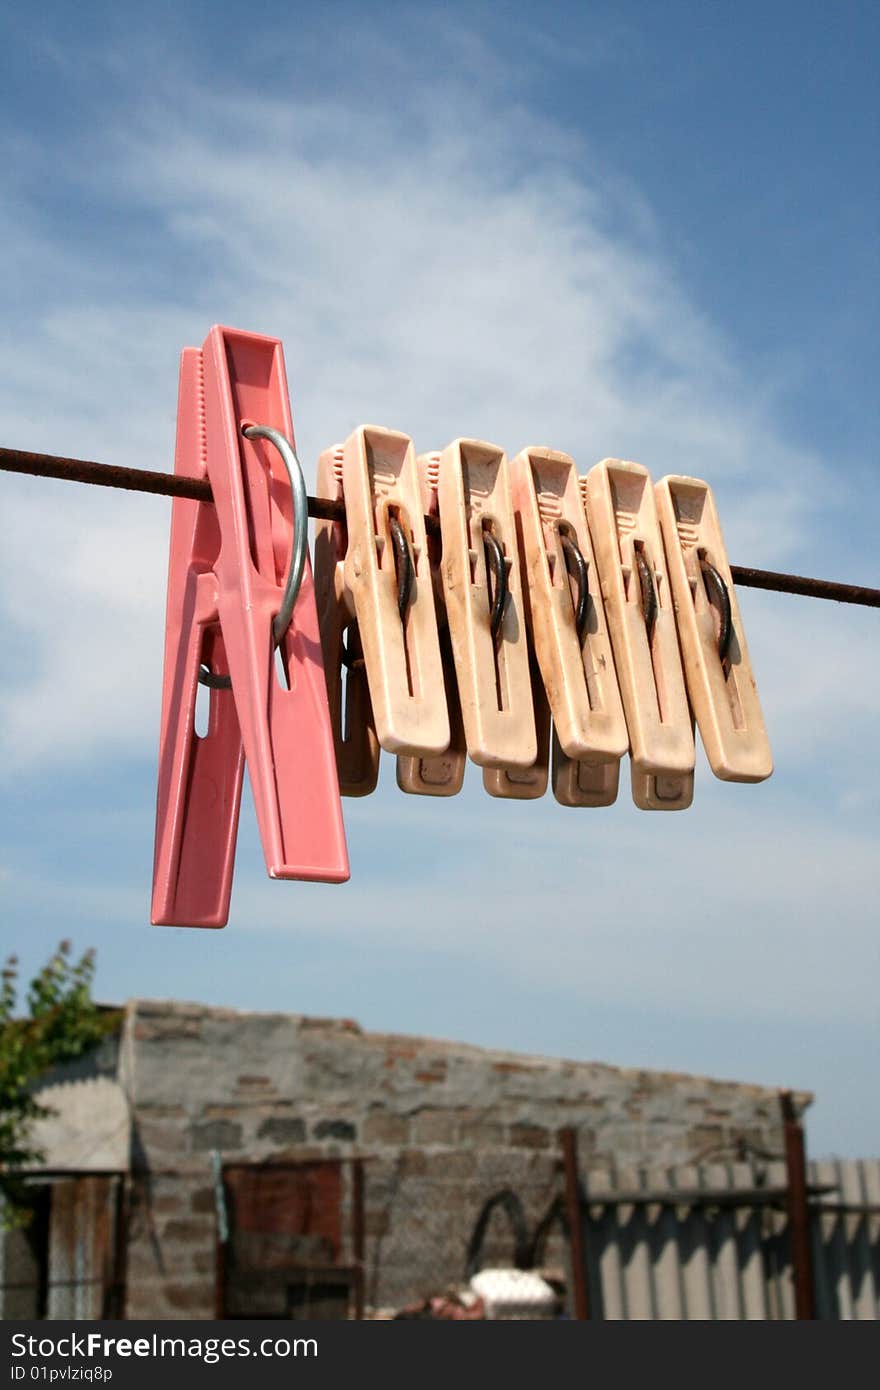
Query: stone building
xmin=0 ymin=998 xmax=808 ymax=1319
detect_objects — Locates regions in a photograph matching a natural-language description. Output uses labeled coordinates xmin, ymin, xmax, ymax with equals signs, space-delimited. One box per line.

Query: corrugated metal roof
xmin=27 ymin=1076 xmax=129 ymax=1172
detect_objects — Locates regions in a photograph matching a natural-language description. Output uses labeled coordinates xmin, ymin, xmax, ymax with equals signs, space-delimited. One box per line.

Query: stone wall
xmin=119 ymin=999 xmax=809 ymax=1317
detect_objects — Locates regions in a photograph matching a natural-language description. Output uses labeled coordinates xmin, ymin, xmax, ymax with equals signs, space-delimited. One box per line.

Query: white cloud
xmin=221 ymin=782 xmax=880 ymax=1029
xmin=0 ymin=53 xmax=841 ymax=777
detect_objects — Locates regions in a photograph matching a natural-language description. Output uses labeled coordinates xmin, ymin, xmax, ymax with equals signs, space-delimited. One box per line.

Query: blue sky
xmin=1 ymin=2 xmax=878 ymax=1157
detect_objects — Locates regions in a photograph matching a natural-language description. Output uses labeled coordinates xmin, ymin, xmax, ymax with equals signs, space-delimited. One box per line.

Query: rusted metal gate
xmin=218 ymin=1160 xmax=365 ymax=1319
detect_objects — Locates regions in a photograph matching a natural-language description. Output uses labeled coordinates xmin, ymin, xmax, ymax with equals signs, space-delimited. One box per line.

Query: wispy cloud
xmin=0 ymin=37 xmax=836 ymax=775
xmin=220 ymin=781 xmax=879 ymax=1030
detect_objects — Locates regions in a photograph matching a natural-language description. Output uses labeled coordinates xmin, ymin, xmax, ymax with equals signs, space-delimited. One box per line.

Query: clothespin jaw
xmin=584 ymin=460 xmax=695 ymax=807
xmin=396 ymin=452 xmax=467 ymax=796
xmin=396 ymin=672 xmax=466 ymax=794
xmin=435 ymin=439 xmax=536 ymax=768
xmin=483 ymin=658 xmax=551 ymax=799
xmin=630 ymin=765 xmax=694 ymax=811
xmin=551 ymin=735 xmax=620 ymax=808
xmin=655 ymin=475 xmax=772 ymax=783
xmin=511 ymin=447 xmax=628 ymax=768
xmin=341 ymin=426 xmax=449 ymax=757
xmin=151 ymin=348 xmax=245 ymax=927
xmin=314 ymin=445 xmax=381 ymax=796
xmin=202 ymin=326 xmax=349 ymax=881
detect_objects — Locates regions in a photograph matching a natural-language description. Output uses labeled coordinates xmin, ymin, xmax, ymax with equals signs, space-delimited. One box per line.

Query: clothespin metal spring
xmin=388 ymin=514 xmax=415 ymax=621
xmin=198 ymin=422 xmax=308 ymax=690
xmin=700 ymin=557 xmax=733 ymax=662
xmin=559 ymin=531 xmax=590 ymax=644
xmin=635 ymin=549 xmax=658 ymax=645
xmin=340 ymin=513 xmax=414 ymax=671
xmin=483 ymin=528 xmax=509 ymax=642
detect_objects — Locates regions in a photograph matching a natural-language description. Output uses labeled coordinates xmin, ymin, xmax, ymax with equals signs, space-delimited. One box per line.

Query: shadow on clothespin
xmin=152 ymin=327 xmax=349 ymax=928
xmin=151 ymin=347 xmax=245 ymax=927
xmin=551 ymin=731 xmax=621 ymax=807
xmin=396 ymin=451 xmax=467 ymax=796
xmin=314 ymin=444 xmax=381 ymax=796
xmin=511 ymin=447 xmax=628 ymax=809
xmin=339 ymin=426 xmax=449 ymax=757
xmin=585 ymin=459 xmax=695 ymax=811
xmin=655 ymin=475 xmax=772 ymax=783
xmin=482 ymin=658 xmax=552 ymax=800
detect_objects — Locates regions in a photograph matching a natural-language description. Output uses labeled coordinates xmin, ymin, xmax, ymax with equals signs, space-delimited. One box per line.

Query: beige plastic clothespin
xmin=433 ymin=439 xmax=536 ymax=768
xmin=340 ymin=426 xmax=449 ymax=757
xmin=630 ymin=763 xmax=693 ymax=811
xmin=396 ymin=452 xmax=467 ymax=796
xmin=655 ymin=475 xmax=772 ymax=782
xmin=511 ymin=450 xmax=628 ymax=805
xmin=584 ymin=460 xmax=695 ymax=811
xmin=314 ymin=445 xmax=381 ymax=796
xmin=482 ymin=658 xmax=551 ymax=799
xmin=396 ymin=657 xmax=467 ymax=795
xmin=551 ymin=733 xmax=621 ymax=807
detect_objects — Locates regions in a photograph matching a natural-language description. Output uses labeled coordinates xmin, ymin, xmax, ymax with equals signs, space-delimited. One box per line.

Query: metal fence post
xmin=352 ymin=1158 xmax=365 ymax=1320
xmin=780 ymin=1091 xmax=816 ymax=1319
xmin=559 ymin=1127 xmax=590 ymax=1319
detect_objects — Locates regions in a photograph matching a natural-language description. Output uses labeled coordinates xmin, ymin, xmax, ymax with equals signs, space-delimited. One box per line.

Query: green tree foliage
xmin=0 ymin=942 xmax=120 ymax=1225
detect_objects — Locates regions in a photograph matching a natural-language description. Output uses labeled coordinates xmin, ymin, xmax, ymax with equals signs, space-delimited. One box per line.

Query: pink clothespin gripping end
xmin=151 ymin=348 xmax=246 ymax=927
xmin=202 ymin=326 xmax=349 ymax=884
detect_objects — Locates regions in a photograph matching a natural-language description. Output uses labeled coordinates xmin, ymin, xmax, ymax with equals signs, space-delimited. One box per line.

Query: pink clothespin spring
xmin=152 ymin=327 xmax=349 ymax=928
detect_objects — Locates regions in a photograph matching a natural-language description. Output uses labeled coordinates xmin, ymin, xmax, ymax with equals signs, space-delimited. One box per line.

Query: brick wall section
xmin=118 ymin=999 xmax=809 ymax=1317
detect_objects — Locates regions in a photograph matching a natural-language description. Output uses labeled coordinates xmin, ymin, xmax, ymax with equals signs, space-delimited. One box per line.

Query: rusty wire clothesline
xmin=2 ymin=445 xmax=878 ymax=609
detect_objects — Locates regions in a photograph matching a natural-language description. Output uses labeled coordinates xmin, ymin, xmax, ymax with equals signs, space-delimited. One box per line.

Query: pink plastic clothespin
xmin=152 ymin=327 xmax=349 ymax=928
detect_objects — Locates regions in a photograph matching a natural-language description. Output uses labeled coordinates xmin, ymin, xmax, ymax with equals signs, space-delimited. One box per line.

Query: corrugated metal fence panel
xmin=579 ymin=1159 xmax=879 ymax=1320
xmin=582 ymin=1161 xmax=784 ymax=1320
xmin=731 ymin=1160 xmax=769 ymax=1319
xmin=760 ymin=1160 xmax=793 ymax=1320
xmin=676 ymin=1164 xmax=713 ymax=1319
xmin=809 ymin=1158 xmax=880 ymax=1321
